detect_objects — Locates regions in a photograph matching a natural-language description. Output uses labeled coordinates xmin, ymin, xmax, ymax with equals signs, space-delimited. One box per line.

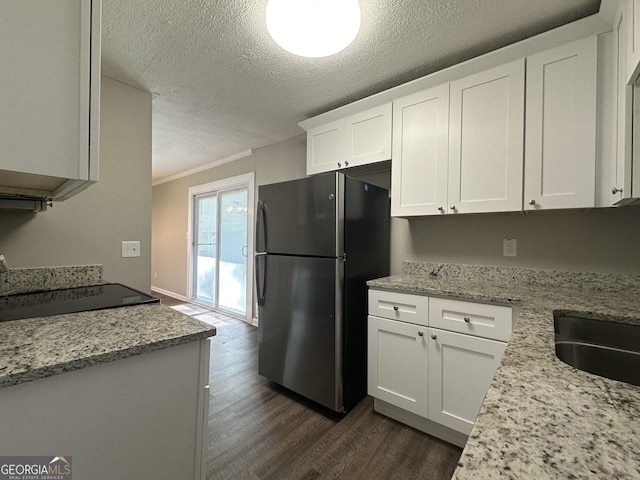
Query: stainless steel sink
xmin=554 ymin=314 xmax=640 ymax=387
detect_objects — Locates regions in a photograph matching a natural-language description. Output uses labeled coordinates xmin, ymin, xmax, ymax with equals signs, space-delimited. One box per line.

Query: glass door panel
xmin=218 ymin=188 xmax=248 ymax=315
xmin=191 ymin=186 xmax=249 ymax=317
xmin=193 ymin=193 xmax=217 ymax=306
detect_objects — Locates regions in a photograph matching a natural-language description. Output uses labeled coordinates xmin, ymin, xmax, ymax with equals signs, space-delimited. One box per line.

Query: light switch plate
xmin=121 ymin=241 xmax=141 ymax=258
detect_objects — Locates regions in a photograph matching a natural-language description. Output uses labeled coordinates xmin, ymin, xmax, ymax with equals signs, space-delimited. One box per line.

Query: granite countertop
xmin=0 ymin=264 xmax=216 ymax=389
xmin=367 ymin=263 xmax=640 ymax=479
xmin=0 ymin=303 xmax=216 ymax=389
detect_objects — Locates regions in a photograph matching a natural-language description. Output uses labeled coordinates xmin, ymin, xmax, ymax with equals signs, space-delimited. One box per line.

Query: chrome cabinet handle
xmin=464 ymin=316 xmax=471 ymax=323
xmin=612 ymin=187 xmax=623 ymax=194
xmin=437 ymin=206 xmax=444 ymax=212
xmin=529 ymin=199 xmax=536 ymax=205
xmin=345 ymin=161 xmax=349 ymax=167
xmin=449 ymin=205 xmax=456 ymax=211
xmin=431 ymin=334 xmax=437 ymax=340
xmin=418 ymin=331 xmax=424 ymax=337
xmin=337 ymin=162 xmax=342 ymax=168
xmin=393 ymin=305 xmax=399 ymax=311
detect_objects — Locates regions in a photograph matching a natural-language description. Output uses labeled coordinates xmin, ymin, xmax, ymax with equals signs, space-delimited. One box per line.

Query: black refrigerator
xmin=255 ymin=172 xmax=390 ymax=412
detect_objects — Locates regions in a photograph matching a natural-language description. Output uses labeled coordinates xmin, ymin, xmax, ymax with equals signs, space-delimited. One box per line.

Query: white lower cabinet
xmin=427 ymin=327 xmax=506 ymax=435
xmin=367 ymin=316 xmax=428 ymax=417
xmin=367 ymin=289 xmax=515 ymax=447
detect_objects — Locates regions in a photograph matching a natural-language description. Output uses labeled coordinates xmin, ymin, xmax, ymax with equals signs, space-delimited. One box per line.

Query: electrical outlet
xmin=122 ymin=241 xmax=141 ymax=258
xmin=503 ymin=238 xmax=517 ymax=257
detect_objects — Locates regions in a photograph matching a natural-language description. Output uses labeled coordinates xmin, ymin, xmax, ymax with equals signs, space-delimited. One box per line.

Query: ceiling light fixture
xmin=266 ymin=0 xmax=361 ymax=58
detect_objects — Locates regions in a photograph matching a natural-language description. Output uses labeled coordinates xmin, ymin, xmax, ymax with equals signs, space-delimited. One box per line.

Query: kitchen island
xmin=368 ymin=262 xmax=640 ymax=479
xmin=0 ymin=266 xmax=216 ymax=480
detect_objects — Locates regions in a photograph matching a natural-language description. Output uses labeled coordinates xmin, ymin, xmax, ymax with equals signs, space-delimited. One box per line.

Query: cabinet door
xmin=448 ymin=60 xmax=525 ymax=214
xmin=615 ymin=14 xmax=634 ymax=205
xmin=368 ymin=316 xmax=428 ymax=417
xmin=306 ymin=119 xmax=345 ymax=175
xmin=428 ymin=328 xmax=506 ymax=435
xmin=524 ymin=37 xmax=597 ymax=210
xmin=391 ymin=85 xmax=449 ymax=216
xmin=627 ymin=0 xmax=640 ymax=83
xmin=344 ymin=103 xmax=392 ymax=168
xmin=0 ymin=1 xmax=94 ymax=182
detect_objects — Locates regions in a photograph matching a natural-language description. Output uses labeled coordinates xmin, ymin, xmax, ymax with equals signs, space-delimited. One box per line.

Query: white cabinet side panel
xmin=0 ymin=342 xmax=204 ymax=480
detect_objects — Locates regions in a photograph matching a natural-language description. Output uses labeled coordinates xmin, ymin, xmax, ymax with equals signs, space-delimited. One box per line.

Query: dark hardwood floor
xmin=206 ymin=316 xmax=462 ymax=480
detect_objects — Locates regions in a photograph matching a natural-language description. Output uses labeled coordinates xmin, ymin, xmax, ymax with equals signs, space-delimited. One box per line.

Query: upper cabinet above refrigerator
xmin=0 ymin=0 xmax=101 ymax=205
xmin=300 ymin=104 xmax=392 ymax=176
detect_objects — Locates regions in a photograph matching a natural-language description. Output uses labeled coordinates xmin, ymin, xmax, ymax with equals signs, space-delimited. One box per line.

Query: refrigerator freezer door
xmin=257 ymin=254 xmax=343 ymax=411
xmin=257 ymin=173 xmax=341 ymax=257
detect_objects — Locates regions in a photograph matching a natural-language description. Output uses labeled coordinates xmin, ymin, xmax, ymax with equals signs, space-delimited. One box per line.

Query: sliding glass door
xmin=192 ymin=185 xmax=249 ymax=317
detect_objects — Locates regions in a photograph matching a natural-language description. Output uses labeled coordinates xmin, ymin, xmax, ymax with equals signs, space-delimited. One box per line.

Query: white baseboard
xmin=150 ymin=286 xmax=188 ymax=302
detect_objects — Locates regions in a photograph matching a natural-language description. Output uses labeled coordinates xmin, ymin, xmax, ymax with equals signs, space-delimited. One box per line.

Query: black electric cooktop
xmin=0 ymin=283 xmax=160 ymax=322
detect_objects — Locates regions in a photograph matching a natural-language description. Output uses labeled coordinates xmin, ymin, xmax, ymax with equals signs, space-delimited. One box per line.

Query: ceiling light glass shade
xmin=266 ymin=0 xmax=361 ymax=58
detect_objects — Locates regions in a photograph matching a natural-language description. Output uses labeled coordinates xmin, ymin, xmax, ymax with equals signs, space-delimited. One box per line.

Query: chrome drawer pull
xmin=464 ymin=316 xmax=471 ymax=323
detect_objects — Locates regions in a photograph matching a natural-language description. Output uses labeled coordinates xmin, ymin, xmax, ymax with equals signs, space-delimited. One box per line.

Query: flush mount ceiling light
xmin=266 ymin=0 xmax=361 ymax=58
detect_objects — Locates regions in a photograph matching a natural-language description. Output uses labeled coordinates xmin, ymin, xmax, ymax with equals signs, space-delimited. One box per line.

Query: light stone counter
xmin=367 ymin=262 xmax=640 ymax=479
xmin=0 ymin=303 xmax=216 ymax=389
xmin=0 ymin=265 xmax=216 ymax=389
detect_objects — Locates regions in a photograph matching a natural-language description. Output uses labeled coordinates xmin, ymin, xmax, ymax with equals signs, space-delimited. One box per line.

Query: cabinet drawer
xmin=429 ymin=297 xmax=513 ymax=342
xmin=368 ymin=289 xmax=428 ymax=326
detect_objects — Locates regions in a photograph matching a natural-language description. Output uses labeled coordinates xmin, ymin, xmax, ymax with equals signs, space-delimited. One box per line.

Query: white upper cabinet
xmin=596 ymin=23 xmax=633 ymax=208
xmin=524 ymin=37 xmax=597 ymax=210
xmin=305 ymin=104 xmax=392 ymax=175
xmin=626 ymin=0 xmax=640 ymax=83
xmin=345 ymin=104 xmax=392 ymax=168
xmin=448 ymin=60 xmax=525 ymax=214
xmin=306 ymin=119 xmax=346 ymax=175
xmin=0 ymin=0 xmax=100 ymax=201
xmin=391 ymin=85 xmax=450 ymax=216
xmin=392 ymin=60 xmax=524 ymax=217
xmin=606 ymin=1 xmax=640 ymax=206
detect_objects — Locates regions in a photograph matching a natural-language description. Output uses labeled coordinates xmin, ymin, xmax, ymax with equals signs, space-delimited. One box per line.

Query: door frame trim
xmin=187 ymin=172 xmax=255 ymax=323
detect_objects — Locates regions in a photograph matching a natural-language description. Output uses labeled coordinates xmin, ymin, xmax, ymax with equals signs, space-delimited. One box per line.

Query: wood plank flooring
xmin=205 ymin=316 xmax=462 ymax=480
xmin=152 ymin=293 xmax=462 ymax=478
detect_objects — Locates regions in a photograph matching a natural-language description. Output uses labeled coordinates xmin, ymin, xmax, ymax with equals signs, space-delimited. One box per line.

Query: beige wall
xmin=349 ymin=169 xmax=640 ymax=275
xmin=153 ymin=133 xmax=640 ymax=304
xmin=0 ymin=77 xmax=153 ymax=292
xmin=151 ymin=134 xmax=307 ymax=298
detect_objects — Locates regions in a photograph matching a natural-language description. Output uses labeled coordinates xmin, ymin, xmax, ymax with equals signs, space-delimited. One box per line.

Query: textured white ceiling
xmin=101 ymin=0 xmax=601 ymax=182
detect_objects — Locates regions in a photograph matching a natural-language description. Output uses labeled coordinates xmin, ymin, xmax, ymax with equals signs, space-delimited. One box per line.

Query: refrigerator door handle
xmin=256 ymin=253 xmax=267 ymax=306
xmin=256 ymin=200 xmax=267 ymax=253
